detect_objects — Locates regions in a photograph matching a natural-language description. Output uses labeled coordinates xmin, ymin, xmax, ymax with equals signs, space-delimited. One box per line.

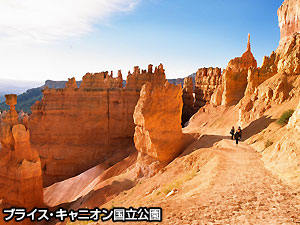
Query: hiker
xmin=234 ymin=131 xmax=240 ymax=146
xmin=230 ymin=126 xmax=235 ymax=140
xmin=237 ymin=126 xmax=242 ymax=141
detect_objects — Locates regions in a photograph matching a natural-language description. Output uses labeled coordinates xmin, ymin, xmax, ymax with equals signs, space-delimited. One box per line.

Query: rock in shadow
xmin=180 ymin=134 xmax=230 ymax=157
xmin=242 ymin=116 xmax=276 ymax=140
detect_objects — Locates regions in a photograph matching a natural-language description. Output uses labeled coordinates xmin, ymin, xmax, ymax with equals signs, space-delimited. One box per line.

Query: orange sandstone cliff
xmin=277 ymin=0 xmax=300 ymax=51
xmin=0 ymin=95 xmax=43 ymax=208
xmin=221 ymin=34 xmax=258 ymax=106
xmin=195 ymin=67 xmax=222 ymax=108
xmin=134 ymin=81 xmax=183 ymax=177
xmin=29 ymin=64 xmax=166 ymax=186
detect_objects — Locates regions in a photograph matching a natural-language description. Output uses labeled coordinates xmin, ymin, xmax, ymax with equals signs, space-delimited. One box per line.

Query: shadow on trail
xmin=180 ymin=134 xmax=230 ymax=157
xmin=242 ymin=116 xmax=276 ymax=140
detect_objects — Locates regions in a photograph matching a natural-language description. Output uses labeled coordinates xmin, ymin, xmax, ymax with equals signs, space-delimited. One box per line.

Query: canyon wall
xmin=194 ymin=67 xmax=222 ymax=108
xmin=134 ymin=81 xmax=183 ymax=177
xmin=29 ymin=64 xmax=166 ymax=187
xmin=182 ymin=77 xmax=197 ymax=126
xmin=262 ymin=100 xmax=300 ymax=186
xmin=239 ymin=73 xmax=289 ymax=122
xmin=277 ymin=0 xmax=300 ymax=52
xmin=0 ymin=95 xmax=43 ymax=207
xmin=275 ymin=0 xmax=300 ymax=75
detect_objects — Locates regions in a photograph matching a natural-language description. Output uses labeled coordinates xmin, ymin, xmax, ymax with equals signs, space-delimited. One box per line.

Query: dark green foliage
xmin=264 ymin=140 xmax=274 ymax=149
xmin=0 ymin=87 xmax=43 ymax=113
xmin=277 ymin=109 xmax=295 ymax=126
xmin=0 ymin=95 xmax=5 ymax=102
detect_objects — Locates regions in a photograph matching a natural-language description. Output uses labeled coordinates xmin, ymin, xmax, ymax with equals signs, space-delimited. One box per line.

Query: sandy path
xmin=138 ymin=140 xmax=300 ymax=225
xmin=156 ymin=140 xmax=300 ymax=225
xmin=90 ymin=138 xmax=300 ymax=225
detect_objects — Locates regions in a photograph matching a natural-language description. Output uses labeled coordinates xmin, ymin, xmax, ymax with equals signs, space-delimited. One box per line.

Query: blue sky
xmin=0 ymin=0 xmax=284 ymax=81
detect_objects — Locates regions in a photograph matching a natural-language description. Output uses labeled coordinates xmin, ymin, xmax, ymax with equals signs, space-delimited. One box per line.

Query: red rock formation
xmin=126 ymin=64 xmax=166 ymax=89
xmin=262 ymin=100 xmax=300 ymax=186
xmin=221 ymin=34 xmax=257 ymax=106
xmin=0 ymin=95 xmax=43 ymax=208
xmin=239 ymin=74 xmax=289 ymax=122
xmin=245 ymin=52 xmax=278 ymax=97
xmin=182 ymin=77 xmax=197 ymax=126
xmin=194 ymin=67 xmax=222 ymax=108
xmin=277 ymin=33 xmax=300 ymax=75
xmin=274 ymin=0 xmax=300 ymax=75
xmin=277 ymin=0 xmax=300 ymax=51
xmin=65 ymin=77 xmax=78 ymax=90
xmin=288 ymin=101 xmax=300 ymax=132
xmin=133 ymin=81 xmax=183 ymax=177
xmin=29 ymin=64 xmax=167 ymax=186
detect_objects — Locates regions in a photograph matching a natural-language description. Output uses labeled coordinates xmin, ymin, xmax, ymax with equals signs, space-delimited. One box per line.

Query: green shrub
xmin=265 ymin=140 xmax=274 ymax=148
xmin=277 ymin=110 xmax=295 ymax=126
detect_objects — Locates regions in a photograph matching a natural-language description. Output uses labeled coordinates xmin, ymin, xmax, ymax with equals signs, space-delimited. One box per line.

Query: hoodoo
xmin=134 ymin=81 xmax=183 ymax=176
xmin=221 ymin=33 xmax=257 ymax=106
xmin=0 ymin=95 xmax=43 ymax=208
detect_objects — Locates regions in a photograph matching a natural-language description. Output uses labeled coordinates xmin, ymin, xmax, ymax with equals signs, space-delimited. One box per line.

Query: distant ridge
xmin=0 ymin=74 xmax=195 ymax=113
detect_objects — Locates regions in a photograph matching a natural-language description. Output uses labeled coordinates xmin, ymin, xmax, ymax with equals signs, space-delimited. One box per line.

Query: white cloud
xmin=0 ymin=0 xmax=139 ymax=42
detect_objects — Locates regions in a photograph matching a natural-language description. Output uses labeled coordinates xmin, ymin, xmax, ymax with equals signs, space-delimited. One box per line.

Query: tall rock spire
xmin=247 ymin=33 xmax=251 ymax=52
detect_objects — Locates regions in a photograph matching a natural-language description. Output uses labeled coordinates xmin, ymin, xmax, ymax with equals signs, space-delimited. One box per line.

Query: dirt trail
xmin=154 ymin=140 xmax=300 ymax=225
xmin=123 ymin=139 xmax=300 ymax=225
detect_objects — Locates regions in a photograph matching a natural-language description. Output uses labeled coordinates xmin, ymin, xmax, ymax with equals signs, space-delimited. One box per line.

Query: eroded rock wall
xmin=134 ymin=81 xmax=183 ymax=177
xmin=277 ymin=0 xmax=300 ymax=52
xmin=194 ymin=67 xmax=222 ymax=108
xmin=239 ymin=74 xmax=289 ymax=123
xmin=0 ymin=95 xmax=43 ymax=208
xmin=182 ymin=77 xmax=197 ymax=126
xmin=29 ymin=64 xmax=166 ymax=186
xmin=262 ymin=101 xmax=300 ymax=186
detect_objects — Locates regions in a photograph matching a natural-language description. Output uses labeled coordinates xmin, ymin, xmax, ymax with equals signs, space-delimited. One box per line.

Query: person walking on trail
xmin=230 ymin=126 xmax=235 ymax=140
xmin=237 ymin=126 xmax=242 ymax=141
xmin=234 ymin=131 xmax=240 ymax=146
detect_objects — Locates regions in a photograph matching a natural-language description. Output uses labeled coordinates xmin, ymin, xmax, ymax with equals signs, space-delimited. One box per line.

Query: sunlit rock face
xmin=133 ymin=81 xmax=183 ymax=177
xmin=29 ymin=64 xmax=166 ymax=187
xmin=0 ymin=95 xmax=43 ymax=208
xmin=277 ymin=33 xmax=300 ymax=75
xmin=277 ymin=0 xmax=300 ymax=52
xmin=262 ymin=100 xmax=300 ymax=186
xmin=134 ymin=81 xmax=183 ymax=162
xmin=221 ymin=34 xmax=258 ymax=106
xmin=239 ymin=73 xmax=289 ymax=123
xmin=194 ymin=67 xmax=222 ymax=108
xmin=275 ymin=0 xmax=300 ymax=76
